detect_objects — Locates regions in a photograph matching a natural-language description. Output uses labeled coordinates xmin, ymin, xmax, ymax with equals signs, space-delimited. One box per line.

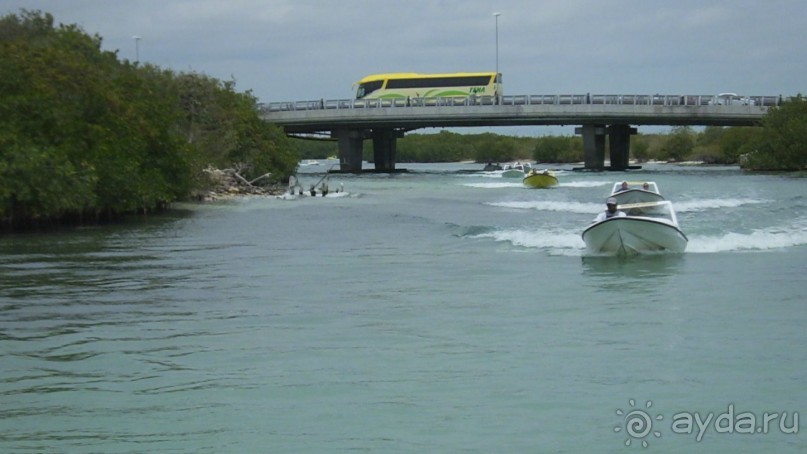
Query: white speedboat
xmin=582 ymin=200 xmax=688 ymax=256
xmin=609 ymin=181 xmax=665 ymax=205
xmin=501 ymin=162 xmax=532 ymax=177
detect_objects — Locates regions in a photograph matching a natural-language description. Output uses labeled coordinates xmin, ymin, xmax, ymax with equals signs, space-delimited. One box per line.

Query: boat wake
xmin=556 ymin=180 xmax=612 ymax=188
xmin=468 ymin=227 xmax=585 ymax=256
xmin=675 ymin=198 xmax=768 ymax=212
xmin=687 ymin=218 xmax=807 ymax=253
xmin=471 ymin=222 xmax=807 ymax=256
xmin=488 ymin=200 xmax=602 ymax=214
xmin=467 ymin=215 xmax=806 ymax=256
xmin=462 ymin=182 xmax=523 ymax=189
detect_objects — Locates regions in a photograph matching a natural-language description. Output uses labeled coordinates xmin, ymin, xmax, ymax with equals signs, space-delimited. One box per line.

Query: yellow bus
xmin=355 ymin=72 xmax=501 ymax=100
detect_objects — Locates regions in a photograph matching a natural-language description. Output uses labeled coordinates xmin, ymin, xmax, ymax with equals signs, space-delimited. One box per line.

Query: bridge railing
xmin=262 ymin=94 xmax=783 ymax=113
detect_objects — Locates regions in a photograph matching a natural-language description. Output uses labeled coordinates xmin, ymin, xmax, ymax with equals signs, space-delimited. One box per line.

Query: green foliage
xmin=392 ymin=131 xmax=536 ymax=163
xmin=0 ymin=10 xmax=297 ymax=228
xmin=295 ymin=140 xmax=337 ymax=160
xmin=719 ymin=127 xmax=761 ymax=164
xmin=689 ymin=126 xmax=724 ymax=163
xmin=397 ymin=131 xmax=460 ymax=162
xmin=532 ymin=136 xmax=583 ymax=163
xmin=660 ymin=126 xmax=695 ymax=162
xmin=631 ymin=138 xmax=651 ymax=162
xmin=742 ymin=96 xmax=807 ymax=170
xmin=468 ymin=133 xmax=518 ymax=163
xmin=0 ymin=138 xmax=96 ymax=221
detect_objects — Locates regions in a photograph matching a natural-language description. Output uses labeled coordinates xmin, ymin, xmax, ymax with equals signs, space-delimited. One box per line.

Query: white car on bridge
xmin=710 ymin=93 xmax=756 ymax=106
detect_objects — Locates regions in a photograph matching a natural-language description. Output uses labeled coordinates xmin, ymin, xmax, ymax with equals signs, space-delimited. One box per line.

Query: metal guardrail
xmin=262 ymin=94 xmax=783 ymax=113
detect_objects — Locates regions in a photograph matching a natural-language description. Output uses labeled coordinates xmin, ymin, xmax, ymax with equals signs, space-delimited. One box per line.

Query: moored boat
xmin=522 ymin=169 xmax=559 ymax=188
xmin=582 ymin=200 xmax=688 ymax=256
xmin=609 ymin=181 xmax=665 ymax=205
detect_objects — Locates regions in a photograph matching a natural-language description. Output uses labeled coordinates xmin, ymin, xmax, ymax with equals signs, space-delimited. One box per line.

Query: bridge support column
xmin=334 ymin=129 xmax=364 ymax=172
xmin=576 ymin=125 xmax=607 ymax=171
xmin=607 ymin=125 xmax=637 ymax=170
xmin=372 ymin=129 xmax=397 ymax=172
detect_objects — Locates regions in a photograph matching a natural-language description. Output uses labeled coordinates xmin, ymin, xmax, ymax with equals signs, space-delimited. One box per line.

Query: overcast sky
xmin=4 ymin=0 xmax=806 ymax=135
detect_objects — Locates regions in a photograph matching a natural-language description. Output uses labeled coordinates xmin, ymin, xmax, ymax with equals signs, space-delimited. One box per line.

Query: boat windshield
xmin=621 ymin=201 xmax=674 ymax=221
xmin=612 ymin=181 xmax=658 ymax=193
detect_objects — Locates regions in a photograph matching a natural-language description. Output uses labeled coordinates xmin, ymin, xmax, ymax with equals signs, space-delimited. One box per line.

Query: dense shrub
xmin=741 ymin=96 xmax=807 ymax=170
xmin=0 ymin=10 xmax=297 ymax=228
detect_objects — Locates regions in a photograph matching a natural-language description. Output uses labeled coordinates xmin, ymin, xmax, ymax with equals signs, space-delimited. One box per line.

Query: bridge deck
xmin=262 ymin=94 xmax=780 ymax=134
xmin=260 ymin=93 xmax=782 ymax=172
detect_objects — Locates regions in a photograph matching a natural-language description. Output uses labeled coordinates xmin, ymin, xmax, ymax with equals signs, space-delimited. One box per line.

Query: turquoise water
xmin=1 ymin=163 xmax=805 ymax=453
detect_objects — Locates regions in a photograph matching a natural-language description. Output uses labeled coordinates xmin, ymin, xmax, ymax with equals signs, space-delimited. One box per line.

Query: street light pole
xmin=133 ymin=35 xmax=141 ymax=62
xmin=493 ymin=12 xmax=501 ymax=97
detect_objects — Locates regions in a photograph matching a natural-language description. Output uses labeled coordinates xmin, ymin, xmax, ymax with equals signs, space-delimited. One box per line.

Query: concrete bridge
xmin=261 ymin=94 xmax=781 ymax=172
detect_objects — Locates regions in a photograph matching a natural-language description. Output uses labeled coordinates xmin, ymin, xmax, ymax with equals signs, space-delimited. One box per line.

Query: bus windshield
xmin=356 ymin=80 xmax=384 ymax=99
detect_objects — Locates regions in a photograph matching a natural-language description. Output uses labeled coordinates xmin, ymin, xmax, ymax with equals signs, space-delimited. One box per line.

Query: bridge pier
xmin=577 ymin=125 xmax=607 ymax=171
xmin=372 ymin=128 xmax=399 ymax=172
xmin=576 ymin=124 xmax=637 ymax=170
xmin=608 ymin=125 xmax=637 ymax=170
xmin=333 ymin=128 xmax=404 ymax=172
xmin=334 ymin=129 xmax=364 ymax=172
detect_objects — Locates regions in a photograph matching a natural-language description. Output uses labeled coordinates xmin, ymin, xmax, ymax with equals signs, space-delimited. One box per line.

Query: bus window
xmin=386 ymin=75 xmax=492 ymax=89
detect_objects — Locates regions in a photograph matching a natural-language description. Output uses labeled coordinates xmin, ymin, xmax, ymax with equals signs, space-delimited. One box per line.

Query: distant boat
xmin=279 ymin=175 xmax=347 ymax=199
xmin=299 ymin=159 xmax=320 ymax=166
xmin=582 ymin=200 xmax=688 ymax=256
xmin=522 ymin=169 xmax=558 ymax=188
xmin=609 ymin=181 xmax=665 ymax=205
xmin=501 ymin=162 xmax=532 ymax=177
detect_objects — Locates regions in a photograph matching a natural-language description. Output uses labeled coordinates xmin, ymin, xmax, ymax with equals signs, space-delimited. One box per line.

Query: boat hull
xmin=523 ymin=172 xmax=558 ymax=188
xmin=582 ymin=217 xmax=688 ymax=256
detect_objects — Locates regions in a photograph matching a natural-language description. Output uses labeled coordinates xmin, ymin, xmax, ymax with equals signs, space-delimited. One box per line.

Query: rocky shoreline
xmin=197 ymin=167 xmax=287 ymax=201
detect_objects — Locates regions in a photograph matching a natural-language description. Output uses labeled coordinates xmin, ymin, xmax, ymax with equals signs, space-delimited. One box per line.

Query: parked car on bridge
xmin=710 ymin=93 xmax=756 ymax=106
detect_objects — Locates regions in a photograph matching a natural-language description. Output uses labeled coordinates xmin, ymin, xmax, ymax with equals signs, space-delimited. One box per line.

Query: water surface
xmin=1 ymin=163 xmax=805 ymax=452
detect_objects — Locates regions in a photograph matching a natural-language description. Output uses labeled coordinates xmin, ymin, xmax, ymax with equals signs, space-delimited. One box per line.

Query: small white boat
xmin=609 ymin=181 xmax=665 ymax=205
xmin=582 ymin=200 xmax=688 ymax=256
xmin=501 ymin=162 xmax=532 ymax=177
xmin=279 ymin=173 xmax=346 ymax=199
xmin=299 ymin=159 xmax=320 ymax=166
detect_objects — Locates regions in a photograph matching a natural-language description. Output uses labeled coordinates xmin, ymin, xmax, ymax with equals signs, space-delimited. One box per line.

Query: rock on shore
xmin=197 ymin=167 xmax=285 ymax=201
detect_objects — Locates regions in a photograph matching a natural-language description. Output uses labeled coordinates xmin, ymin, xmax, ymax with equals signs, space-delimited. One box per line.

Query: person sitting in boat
xmin=642 ymin=182 xmax=650 ymax=190
xmin=616 ymin=181 xmax=629 ymax=192
xmin=594 ymin=197 xmax=626 ymax=222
